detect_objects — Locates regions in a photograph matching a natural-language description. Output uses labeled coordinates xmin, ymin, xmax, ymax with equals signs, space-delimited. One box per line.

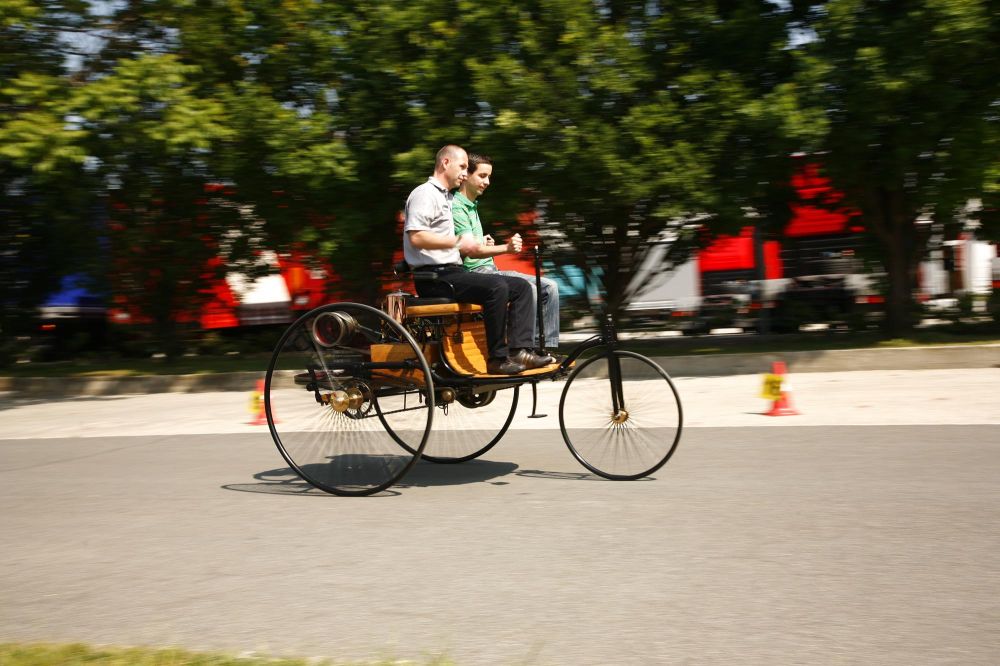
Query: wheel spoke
xmin=559 ymin=351 xmax=682 ymax=480
xmin=378 ymin=385 xmax=519 ymax=463
xmin=266 ymin=303 xmax=432 ymax=496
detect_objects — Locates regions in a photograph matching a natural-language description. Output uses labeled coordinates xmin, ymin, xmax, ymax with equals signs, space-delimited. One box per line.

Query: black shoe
xmin=512 ymin=348 xmax=556 ymax=369
xmin=487 ymin=357 xmax=526 ymax=375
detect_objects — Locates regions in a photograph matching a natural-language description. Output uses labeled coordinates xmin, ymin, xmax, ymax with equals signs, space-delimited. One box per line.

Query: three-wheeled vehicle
xmin=264 ymin=258 xmax=683 ymax=496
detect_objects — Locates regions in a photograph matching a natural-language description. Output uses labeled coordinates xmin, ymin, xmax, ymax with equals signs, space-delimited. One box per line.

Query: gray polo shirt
xmin=403 ymin=177 xmax=462 ymax=267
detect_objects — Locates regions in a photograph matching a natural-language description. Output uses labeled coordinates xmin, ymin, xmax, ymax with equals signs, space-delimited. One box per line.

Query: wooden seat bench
xmin=405 ymin=302 xmax=483 ymax=317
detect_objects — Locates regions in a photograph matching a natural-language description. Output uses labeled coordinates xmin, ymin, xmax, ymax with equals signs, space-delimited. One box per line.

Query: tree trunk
xmin=872 ymin=188 xmax=919 ymax=338
xmin=882 ymin=234 xmax=916 ymax=337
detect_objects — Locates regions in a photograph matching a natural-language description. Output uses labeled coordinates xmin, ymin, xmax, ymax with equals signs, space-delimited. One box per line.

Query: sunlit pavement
xmin=1 ymin=425 xmax=998 ymax=664
xmin=1 ymin=368 xmax=997 ymax=440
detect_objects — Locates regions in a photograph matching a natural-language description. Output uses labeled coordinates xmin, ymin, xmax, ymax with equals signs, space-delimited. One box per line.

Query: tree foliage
xmin=0 ymin=0 xmax=98 ymax=361
xmin=2 ymin=0 xmax=998 ymax=360
xmin=462 ymin=1 xmax=817 ymax=316
xmin=794 ymin=0 xmax=1000 ymax=334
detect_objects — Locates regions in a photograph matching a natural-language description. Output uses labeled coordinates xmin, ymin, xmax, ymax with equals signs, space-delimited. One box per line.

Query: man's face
xmin=466 ymin=163 xmax=492 ymax=197
xmin=444 ymin=150 xmax=469 ymax=190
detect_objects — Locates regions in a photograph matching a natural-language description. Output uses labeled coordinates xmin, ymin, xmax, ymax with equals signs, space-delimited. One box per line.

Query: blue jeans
xmin=472 ymin=264 xmax=560 ymax=348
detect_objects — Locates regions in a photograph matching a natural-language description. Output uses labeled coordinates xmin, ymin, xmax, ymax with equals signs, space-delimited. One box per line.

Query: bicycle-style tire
xmin=558 ymin=350 xmax=682 ymax=480
xmin=265 ymin=302 xmax=433 ymax=496
xmin=377 ymin=385 xmax=519 ymax=463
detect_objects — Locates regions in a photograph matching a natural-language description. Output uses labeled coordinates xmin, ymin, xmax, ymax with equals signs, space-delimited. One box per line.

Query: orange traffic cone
xmin=248 ymin=378 xmax=273 ymax=425
xmin=763 ymin=360 xmax=799 ymax=416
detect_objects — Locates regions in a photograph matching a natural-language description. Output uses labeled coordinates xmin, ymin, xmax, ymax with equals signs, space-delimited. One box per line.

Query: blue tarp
xmin=41 ymin=275 xmax=105 ymax=311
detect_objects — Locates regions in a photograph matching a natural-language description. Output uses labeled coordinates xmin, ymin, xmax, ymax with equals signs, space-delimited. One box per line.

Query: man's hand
xmin=508 ymin=233 xmax=523 ymax=254
xmin=483 ymin=234 xmax=495 ymax=246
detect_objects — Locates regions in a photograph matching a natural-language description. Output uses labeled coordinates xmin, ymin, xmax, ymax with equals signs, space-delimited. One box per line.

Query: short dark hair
xmin=467 ymin=152 xmax=493 ymax=174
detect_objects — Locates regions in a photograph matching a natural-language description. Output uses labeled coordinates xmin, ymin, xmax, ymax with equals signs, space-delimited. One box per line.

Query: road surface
xmin=1 ymin=369 xmax=998 ymax=665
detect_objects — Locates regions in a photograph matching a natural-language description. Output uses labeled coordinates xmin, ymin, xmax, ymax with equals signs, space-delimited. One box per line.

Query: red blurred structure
xmin=628 ymin=161 xmax=883 ymax=334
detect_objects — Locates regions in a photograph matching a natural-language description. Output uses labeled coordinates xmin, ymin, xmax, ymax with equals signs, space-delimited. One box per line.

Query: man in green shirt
xmin=453 ymin=153 xmax=561 ymax=352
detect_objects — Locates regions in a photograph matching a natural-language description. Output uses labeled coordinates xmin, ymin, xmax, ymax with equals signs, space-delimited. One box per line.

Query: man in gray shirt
xmin=403 ymin=144 xmax=553 ymax=375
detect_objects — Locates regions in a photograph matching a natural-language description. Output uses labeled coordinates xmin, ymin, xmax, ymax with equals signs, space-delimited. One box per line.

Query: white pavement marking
xmin=1 ymin=368 xmax=997 ymax=440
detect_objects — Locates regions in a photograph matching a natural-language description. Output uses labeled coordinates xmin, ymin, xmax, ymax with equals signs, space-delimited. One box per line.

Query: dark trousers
xmin=415 ymin=266 xmax=535 ymax=360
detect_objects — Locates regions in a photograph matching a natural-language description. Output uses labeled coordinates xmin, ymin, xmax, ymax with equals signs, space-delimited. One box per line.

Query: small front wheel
xmin=559 ymin=350 xmax=682 ymax=480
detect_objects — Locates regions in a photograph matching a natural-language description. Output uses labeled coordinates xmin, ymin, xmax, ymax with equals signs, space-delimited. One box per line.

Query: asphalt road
xmin=2 ymin=422 xmax=999 ymax=665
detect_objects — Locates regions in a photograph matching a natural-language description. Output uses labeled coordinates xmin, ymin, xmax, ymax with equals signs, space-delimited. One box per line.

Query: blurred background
xmin=2 ymin=0 xmax=998 ymax=365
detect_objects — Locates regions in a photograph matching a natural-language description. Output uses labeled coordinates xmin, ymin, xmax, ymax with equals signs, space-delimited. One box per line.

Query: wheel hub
xmin=611 ymin=409 xmax=630 ymax=425
xmin=323 ymin=384 xmax=371 ymax=417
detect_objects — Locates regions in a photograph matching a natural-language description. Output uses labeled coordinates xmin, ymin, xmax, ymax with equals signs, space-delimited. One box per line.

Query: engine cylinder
xmin=311 ymin=311 xmax=358 ymax=347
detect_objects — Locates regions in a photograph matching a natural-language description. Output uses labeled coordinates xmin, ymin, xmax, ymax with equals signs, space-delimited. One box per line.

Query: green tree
xmin=86 ymin=0 xmax=441 ymax=309
xmin=316 ymin=1 xmax=480 ymax=299
xmin=794 ymin=0 xmax=1000 ymax=335
xmin=461 ymin=0 xmax=814 ymax=319
xmin=65 ymin=1 xmax=361 ymax=353
xmin=68 ymin=54 xmax=243 ymax=354
xmin=107 ymin=0 xmax=356 ymax=261
xmin=0 ymin=0 xmax=97 ymax=362
xmin=16 ymin=0 xmax=997 ymax=356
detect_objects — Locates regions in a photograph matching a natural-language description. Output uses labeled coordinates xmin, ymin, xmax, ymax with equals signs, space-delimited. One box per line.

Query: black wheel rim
xmin=265 ymin=302 xmax=433 ymax=496
xmin=559 ymin=350 xmax=683 ymax=480
xmin=377 ymin=385 xmax=519 ymax=463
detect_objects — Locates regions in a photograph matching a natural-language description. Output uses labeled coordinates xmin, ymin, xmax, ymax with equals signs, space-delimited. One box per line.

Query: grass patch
xmin=0 ymin=643 xmax=455 ymax=666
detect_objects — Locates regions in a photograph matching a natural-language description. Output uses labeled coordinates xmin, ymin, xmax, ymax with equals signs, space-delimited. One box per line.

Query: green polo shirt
xmin=452 ymin=192 xmax=495 ymax=272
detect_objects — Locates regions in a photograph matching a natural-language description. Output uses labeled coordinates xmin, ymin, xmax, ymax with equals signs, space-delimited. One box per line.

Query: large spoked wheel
xmin=376 ymin=384 xmax=519 ymax=463
xmin=265 ymin=302 xmax=434 ymax=496
xmin=559 ymin=350 xmax=682 ymax=480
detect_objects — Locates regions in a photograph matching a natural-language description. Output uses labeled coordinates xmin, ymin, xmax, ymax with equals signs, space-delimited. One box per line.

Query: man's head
xmin=434 ymin=144 xmax=469 ymax=190
xmin=461 ymin=153 xmax=493 ymax=201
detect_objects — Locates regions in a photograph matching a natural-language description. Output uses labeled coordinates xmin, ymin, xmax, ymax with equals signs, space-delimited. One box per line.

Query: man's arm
xmin=459 ymin=233 xmax=522 ymax=258
xmin=452 ymin=207 xmax=522 ymax=257
xmin=404 ymin=187 xmax=477 ymax=254
xmin=408 ymin=230 xmax=478 ymax=253
xmin=453 ymin=200 xmax=506 ymax=258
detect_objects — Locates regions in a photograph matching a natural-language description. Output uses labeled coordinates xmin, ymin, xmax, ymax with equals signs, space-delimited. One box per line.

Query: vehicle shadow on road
xmin=397 ymin=458 xmax=519 ymax=488
xmin=222 ymin=458 xmax=524 ymax=497
xmin=514 ymin=469 xmax=613 ymax=481
xmin=222 ymin=466 xmax=334 ymax=497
